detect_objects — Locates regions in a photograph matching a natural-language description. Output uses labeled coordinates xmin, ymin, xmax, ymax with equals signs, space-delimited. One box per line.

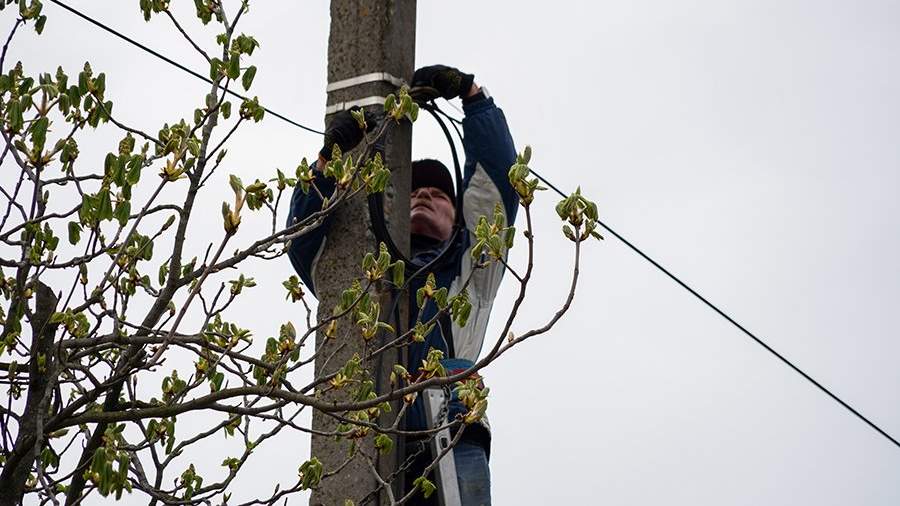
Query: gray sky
xmin=8 ymin=1 xmax=900 ymax=504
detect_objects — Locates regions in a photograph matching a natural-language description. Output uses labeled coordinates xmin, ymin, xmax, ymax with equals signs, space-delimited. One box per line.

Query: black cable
xmin=421 ymin=102 xmax=465 ymax=215
xmin=366 ymin=102 xmax=466 ymax=280
xmin=527 ymin=165 xmax=900 ymax=450
xmin=48 ymin=0 xmax=324 ymax=135
xmin=49 ymin=0 xmax=900 ymax=451
xmin=430 ymin=102 xmax=465 ymax=152
xmin=426 ymin=103 xmax=900 ymax=450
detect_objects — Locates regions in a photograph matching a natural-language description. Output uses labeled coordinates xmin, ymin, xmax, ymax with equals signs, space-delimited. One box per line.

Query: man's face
xmin=410 ymin=186 xmax=455 ymax=241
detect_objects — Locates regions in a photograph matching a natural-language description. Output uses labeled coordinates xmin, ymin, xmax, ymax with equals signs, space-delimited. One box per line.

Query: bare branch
xmin=163 ymin=9 xmax=211 ymax=63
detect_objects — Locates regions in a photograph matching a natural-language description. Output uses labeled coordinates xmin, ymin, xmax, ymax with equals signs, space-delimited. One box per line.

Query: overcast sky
xmin=7 ymin=1 xmax=900 ymax=504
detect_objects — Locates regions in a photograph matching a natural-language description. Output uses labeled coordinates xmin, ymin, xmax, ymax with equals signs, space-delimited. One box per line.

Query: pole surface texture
xmin=311 ymin=1 xmax=415 ymax=504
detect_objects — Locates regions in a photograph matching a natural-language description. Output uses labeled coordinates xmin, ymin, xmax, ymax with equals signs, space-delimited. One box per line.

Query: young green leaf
xmin=241 ymin=65 xmax=256 ymax=91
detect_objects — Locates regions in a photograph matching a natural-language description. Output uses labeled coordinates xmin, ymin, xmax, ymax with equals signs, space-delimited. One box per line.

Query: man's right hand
xmin=319 ymin=106 xmax=376 ymax=161
xmin=411 ymin=64 xmax=475 ymax=101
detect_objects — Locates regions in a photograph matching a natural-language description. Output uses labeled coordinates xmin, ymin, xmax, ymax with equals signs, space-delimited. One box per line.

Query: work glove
xmin=410 ymin=64 xmax=474 ymax=101
xmin=319 ymin=106 xmax=377 ymax=160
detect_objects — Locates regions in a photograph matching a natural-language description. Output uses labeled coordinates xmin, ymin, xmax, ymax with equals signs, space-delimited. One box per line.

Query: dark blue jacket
xmin=287 ymin=95 xmax=518 ymax=450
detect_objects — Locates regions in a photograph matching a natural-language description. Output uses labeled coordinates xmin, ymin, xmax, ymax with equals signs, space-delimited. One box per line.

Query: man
xmin=287 ymin=65 xmax=518 ymax=505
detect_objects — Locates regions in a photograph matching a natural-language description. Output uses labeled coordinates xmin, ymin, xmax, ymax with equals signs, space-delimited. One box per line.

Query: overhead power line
xmin=526 ymin=167 xmax=900 ymax=450
xmin=48 ymin=0 xmax=324 ymax=135
xmin=48 ymin=0 xmax=900 ymax=451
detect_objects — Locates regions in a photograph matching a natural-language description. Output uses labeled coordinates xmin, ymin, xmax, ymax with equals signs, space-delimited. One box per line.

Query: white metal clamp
xmin=324 ymin=71 xmax=406 ymax=115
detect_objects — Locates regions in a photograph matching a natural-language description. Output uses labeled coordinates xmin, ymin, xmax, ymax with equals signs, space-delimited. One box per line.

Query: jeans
xmin=454 ymin=441 xmax=491 ymax=505
xmin=406 ymin=440 xmax=491 ymax=506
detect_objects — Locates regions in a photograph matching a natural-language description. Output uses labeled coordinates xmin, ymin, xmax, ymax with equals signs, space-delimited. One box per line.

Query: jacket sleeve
xmin=460 ymin=96 xmax=519 ymax=227
xmin=285 ymin=162 xmax=336 ymax=299
xmin=449 ymin=95 xmax=520 ymax=362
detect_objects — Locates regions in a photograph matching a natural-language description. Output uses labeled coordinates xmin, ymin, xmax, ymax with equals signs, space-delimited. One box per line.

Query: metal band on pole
xmin=325 ymin=72 xmax=407 ymax=114
xmin=324 ymin=96 xmax=388 ymax=115
xmin=326 ymin=71 xmax=406 ymax=92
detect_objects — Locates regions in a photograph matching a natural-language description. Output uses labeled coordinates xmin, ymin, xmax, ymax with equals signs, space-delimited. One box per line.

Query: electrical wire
xmin=48 ymin=0 xmax=324 ymax=135
xmin=529 ymin=166 xmax=900 ymax=449
xmin=430 ymin=105 xmax=900 ymax=451
xmin=47 ymin=0 xmax=900 ymax=451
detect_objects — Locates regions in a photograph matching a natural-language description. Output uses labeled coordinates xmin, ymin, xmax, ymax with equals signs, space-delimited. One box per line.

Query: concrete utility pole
xmin=311 ymin=1 xmax=416 ymax=504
